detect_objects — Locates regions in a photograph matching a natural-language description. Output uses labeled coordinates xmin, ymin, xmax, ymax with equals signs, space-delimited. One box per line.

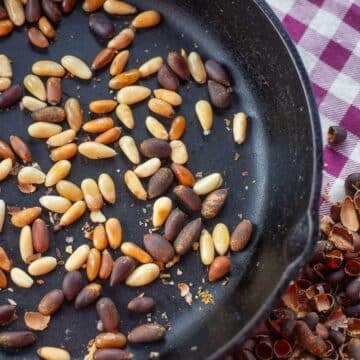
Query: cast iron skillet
xmin=0 ymin=0 xmax=322 ymax=358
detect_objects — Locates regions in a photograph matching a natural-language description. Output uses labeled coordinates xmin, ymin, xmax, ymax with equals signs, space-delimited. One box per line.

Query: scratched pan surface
xmin=0 ymin=0 xmax=321 ymax=359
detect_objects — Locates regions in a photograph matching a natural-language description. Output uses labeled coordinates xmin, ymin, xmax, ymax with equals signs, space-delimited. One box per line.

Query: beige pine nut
xmin=107 ymin=28 xmax=134 ymax=50
xmin=103 ymin=0 xmax=136 ymax=14
xmin=90 ymin=210 xmax=106 ymax=223
xmin=108 ymin=69 xmax=140 ymax=90
xmin=65 ymin=244 xmax=90 ymax=271
xmin=98 ymin=173 xmax=116 ymax=204
xmin=131 ymin=10 xmax=161 ymax=29
xmin=83 ymin=117 xmax=114 ymax=133
xmin=170 ymin=140 xmax=188 ymax=164
xmin=193 ymin=173 xmax=223 ymax=196
xmin=95 ymin=127 xmax=122 ymax=145
xmin=89 ymin=100 xmax=117 ymax=114
xmin=21 ymin=96 xmax=47 ymax=112
xmin=4 ymin=0 xmax=25 ymax=26
xmin=23 ymin=74 xmax=46 ymax=101
xmin=78 ymin=142 xmax=117 ymax=159
xmin=145 ymin=116 xmax=168 ymax=140
xmin=19 ymin=225 xmax=34 ymax=264
xmin=153 ymin=89 xmax=182 ymax=106
xmin=56 ymin=180 xmax=83 ymax=202
xmin=125 ymin=263 xmax=160 ymax=287
xmin=200 ymin=229 xmax=215 ymax=265
xmin=110 ymin=50 xmax=129 ymax=76
xmin=28 ymin=256 xmax=57 ymax=276
xmin=116 ymin=85 xmax=151 ymax=105
xmin=148 ymin=98 xmax=174 ymax=118
xmin=233 ymin=112 xmax=247 ymax=144
xmin=10 ymin=267 xmax=33 ymax=288
xmin=81 ymin=178 xmax=103 ymax=211
xmin=212 ymin=223 xmax=230 ymax=255
xmin=0 ymin=55 xmax=12 ymax=78
xmin=188 ymin=52 xmax=207 ymax=84
xmin=39 ymin=195 xmax=72 ymax=213
xmin=124 ymin=170 xmax=147 ymax=200
xmin=153 ymin=196 xmax=172 ymax=227
xmin=45 ymin=160 xmax=71 ymax=187
xmin=59 ymin=201 xmax=86 ymax=227
xmin=121 ymin=242 xmax=152 ymax=264
xmin=65 ymin=98 xmax=83 ymax=132
xmin=105 ymin=218 xmax=122 ymax=249
xmin=0 ymin=158 xmax=13 ymax=181
xmin=18 ymin=167 xmax=46 ymax=184
xmin=37 ymin=347 xmax=71 ymax=360
xmin=28 ymin=122 xmax=62 ymax=139
xmin=47 ymin=129 xmax=76 ymax=147
xmin=61 ymin=55 xmax=92 ymax=80
xmin=195 ymin=100 xmax=213 ymax=135
xmin=0 ymin=200 xmax=4 ymax=233
xmin=32 ymin=60 xmax=66 ymax=77
xmin=115 ymin=103 xmax=134 ymax=129
xmin=50 ymin=143 xmax=78 ymax=162
xmin=38 ymin=16 xmax=56 ymax=40
xmin=119 ymin=136 xmax=140 ymax=164
xmin=139 ymin=56 xmax=163 ymax=78
xmin=11 ymin=207 xmax=41 ymax=227
xmin=0 ymin=77 xmax=11 ymax=92
xmin=134 ymin=158 xmax=161 ymax=178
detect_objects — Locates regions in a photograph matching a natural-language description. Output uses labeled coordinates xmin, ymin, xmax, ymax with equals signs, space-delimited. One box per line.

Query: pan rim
xmin=209 ymin=0 xmax=323 ymax=358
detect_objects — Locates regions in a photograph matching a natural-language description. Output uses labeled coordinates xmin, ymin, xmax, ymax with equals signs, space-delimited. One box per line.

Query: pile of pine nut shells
xmin=0 ymin=1 xmax=254 ymax=359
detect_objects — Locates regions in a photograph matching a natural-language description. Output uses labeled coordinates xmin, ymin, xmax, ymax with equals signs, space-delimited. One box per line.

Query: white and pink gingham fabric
xmin=267 ymin=0 xmax=360 ymax=214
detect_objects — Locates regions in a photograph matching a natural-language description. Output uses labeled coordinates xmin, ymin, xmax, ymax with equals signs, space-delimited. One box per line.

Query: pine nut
xmin=4 ymin=0 xmax=25 ymax=26
xmin=9 ymin=135 xmax=32 ymax=163
xmin=131 ymin=10 xmax=161 ymax=29
xmin=0 ymin=55 xmax=12 ymax=77
xmin=153 ymin=89 xmax=182 ymax=106
xmin=61 ymin=55 xmax=92 ymax=80
xmin=0 ymin=158 xmax=13 ymax=181
xmin=78 ymin=142 xmax=117 ymax=159
xmin=81 ymin=178 xmax=103 ymax=211
xmin=0 ymin=20 xmax=14 ymax=38
xmin=83 ymin=117 xmax=114 ymax=133
xmin=212 ymin=223 xmax=230 ymax=255
xmin=47 ymin=129 xmax=76 ymax=147
xmin=93 ymin=224 xmax=108 ymax=250
xmin=86 ymin=248 xmax=101 ymax=281
xmin=31 ymin=106 xmax=65 ymax=123
xmin=169 ymin=115 xmax=186 ymax=140
xmin=99 ymin=249 xmax=113 ymax=279
xmin=103 ymin=0 xmax=136 ymax=15
xmin=0 ymin=140 xmax=15 ymax=160
xmin=91 ymin=48 xmax=116 ymax=71
xmin=90 ymin=210 xmax=106 ymax=223
xmin=32 ymin=60 xmax=65 ymax=77
xmin=23 ymin=74 xmax=46 ymax=101
xmin=59 ymin=201 xmax=86 ymax=227
xmin=201 ymin=188 xmax=228 ymax=219
xmin=209 ymin=256 xmax=231 ymax=282
xmin=28 ymin=122 xmax=62 ymax=139
xmin=125 ymin=263 xmax=160 ymax=287
xmin=110 ymin=50 xmax=129 ymax=76
xmin=45 ymin=160 xmax=71 ymax=187
xmin=117 ymin=85 xmax=151 ymax=105
xmin=170 ymin=140 xmax=188 ymax=164
xmin=188 ymin=52 xmax=207 ymax=84
xmin=38 ymin=16 xmax=56 ymax=40
xmin=121 ymin=242 xmax=152 ymax=264
xmin=139 ymin=56 xmax=163 ymax=78
xmin=32 ymin=218 xmax=49 ymax=254
xmin=11 ymin=207 xmax=41 ymax=227
xmin=65 ymin=244 xmax=90 ymax=271
xmin=0 ymin=78 xmax=11 ymax=92
xmin=124 ymin=170 xmax=147 ymax=200
xmin=21 ymin=96 xmax=47 ymax=112
xmin=10 ymin=267 xmax=33 ymax=288
xmin=18 ymin=166 xmax=45 ymax=184
xmin=37 ymin=347 xmax=70 ymax=360
xmin=0 ymin=200 xmax=4 ymax=234
xmin=95 ymin=127 xmax=122 ymax=144
xmin=171 ymin=163 xmax=195 ymax=186
xmin=107 ymin=27 xmax=134 ymax=50
xmin=98 ymin=173 xmax=116 ymax=204
xmin=108 ymin=69 xmax=140 ymax=90
xmin=134 ymin=158 xmax=161 ymax=178
xmin=148 ymin=98 xmax=174 ymax=118
xmin=127 ymin=323 xmax=165 ymax=343
xmin=152 ymin=196 xmax=172 ymax=227
xmin=82 ymin=0 xmax=104 ymax=12
xmin=233 ymin=112 xmax=247 ymax=144
xmin=19 ymin=225 xmax=34 ymax=264
xmin=56 ymin=180 xmax=83 ymax=201
xmin=28 ymin=27 xmax=49 ymax=49
xmin=115 ymin=103 xmax=134 ymax=129
xmin=50 ymin=143 xmax=78 ymax=162
xmin=195 ymin=100 xmax=213 ymax=135
xmin=39 ymin=195 xmax=72 ymax=213
xmin=105 ymin=218 xmax=122 ymax=250
xmin=119 ymin=136 xmax=140 ymax=164
xmin=64 ymin=98 xmax=83 ymax=132
xmin=200 ymin=229 xmax=215 ymax=265
xmin=89 ymin=100 xmax=117 ymax=114
xmin=145 ymin=116 xmax=168 ymax=140
xmin=0 ymin=246 xmax=11 ymax=271
xmin=28 ymin=256 xmax=57 ymax=276
xmin=193 ymin=173 xmax=223 ymax=195
xmin=46 ymin=77 xmax=62 ymax=105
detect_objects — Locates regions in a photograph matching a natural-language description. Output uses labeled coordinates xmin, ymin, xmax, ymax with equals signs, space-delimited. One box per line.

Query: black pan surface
xmin=0 ymin=0 xmax=322 ymax=359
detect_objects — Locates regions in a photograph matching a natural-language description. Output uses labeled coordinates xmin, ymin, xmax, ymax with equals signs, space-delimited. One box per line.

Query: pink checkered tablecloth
xmin=267 ymin=0 xmax=360 ymax=214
